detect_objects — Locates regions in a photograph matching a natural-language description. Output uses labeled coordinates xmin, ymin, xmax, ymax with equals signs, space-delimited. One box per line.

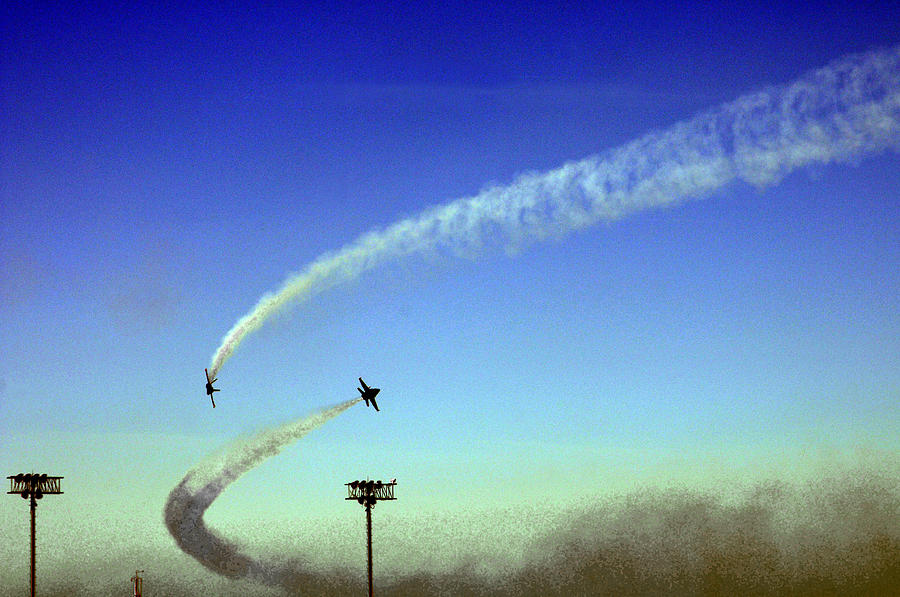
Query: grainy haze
xmin=36 ymin=471 xmax=900 ymax=596
xmin=156 ymin=395 xmax=899 ymax=596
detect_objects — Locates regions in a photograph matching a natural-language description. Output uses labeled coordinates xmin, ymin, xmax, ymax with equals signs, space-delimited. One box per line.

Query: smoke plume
xmin=111 ymin=470 xmax=900 ymax=595
xmin=163 ymin=399 xmax=361 ymax=587
xmin=209 ymin=45 xmax=900 ymax=378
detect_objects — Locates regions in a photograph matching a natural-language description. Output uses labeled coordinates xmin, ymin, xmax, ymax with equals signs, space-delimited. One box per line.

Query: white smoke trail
xmin=210 ymin=45 xmax=900 ymax=378
xmin=164 ymin=398 xmax=361 ymax=586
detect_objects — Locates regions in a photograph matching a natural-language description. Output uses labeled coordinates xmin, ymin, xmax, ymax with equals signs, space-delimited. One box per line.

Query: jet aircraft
xmin=357 ymin=378 xmax=380 ymax=411
xmin=205 ymin=368 xmax=220 ymax=408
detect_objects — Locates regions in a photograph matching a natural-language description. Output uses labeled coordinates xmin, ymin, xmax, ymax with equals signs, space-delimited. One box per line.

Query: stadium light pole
xmin=7 ymin=473 xmax=63 ymax=597
xmin=345 ymin=478 xmax=396 ymax=597
xmin=131 ymin=569 xmax=145 ymax=597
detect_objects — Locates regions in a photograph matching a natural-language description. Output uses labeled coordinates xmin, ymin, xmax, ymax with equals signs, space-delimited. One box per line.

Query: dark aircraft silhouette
xmin=357 ymin=378 xmax=380 ymax=411
xmin=205 ymin=368 xmax=219 ymax=408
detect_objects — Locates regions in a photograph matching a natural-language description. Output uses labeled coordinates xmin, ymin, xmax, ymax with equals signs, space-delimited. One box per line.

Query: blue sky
xmin=2 ymin=2 xmax=899 ymax=593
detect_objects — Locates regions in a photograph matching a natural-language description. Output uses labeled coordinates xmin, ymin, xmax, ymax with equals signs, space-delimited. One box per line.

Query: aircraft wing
xmin=370 ymin=397 xmax=379 ymax=412
xmin=359 ymin=377 xmax=369 ymax=391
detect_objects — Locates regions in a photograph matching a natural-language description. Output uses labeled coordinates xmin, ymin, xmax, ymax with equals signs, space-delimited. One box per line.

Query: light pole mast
xmin=7 ymin=473 xmax=63 ymax=597
xmin=345 ymin=478 xmax=396 ymax=597
xmin=131 ymin=570 xmax=144 ymax=597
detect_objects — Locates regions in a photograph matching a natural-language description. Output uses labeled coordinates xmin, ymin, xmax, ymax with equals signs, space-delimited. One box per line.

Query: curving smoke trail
xmin=210 ymin=45 xmax=900 ymax=378
xmin=164 ymin=398 xmax=361 ymax=586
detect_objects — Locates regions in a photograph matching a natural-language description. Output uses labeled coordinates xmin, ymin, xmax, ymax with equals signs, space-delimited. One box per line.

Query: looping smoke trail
xmin=164 ymin=398 xmax=361 ymax=586
xmin=210 ymin=45 xmax=900 ymax=378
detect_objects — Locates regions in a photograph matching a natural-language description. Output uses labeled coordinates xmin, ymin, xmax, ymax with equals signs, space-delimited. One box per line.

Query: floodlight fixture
xmin=345 ymin=478 xmax=396 ymax=597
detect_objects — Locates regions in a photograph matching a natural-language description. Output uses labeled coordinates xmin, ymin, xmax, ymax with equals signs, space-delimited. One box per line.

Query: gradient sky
xmin=2 ymin=2 xmax=899 ymax=593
